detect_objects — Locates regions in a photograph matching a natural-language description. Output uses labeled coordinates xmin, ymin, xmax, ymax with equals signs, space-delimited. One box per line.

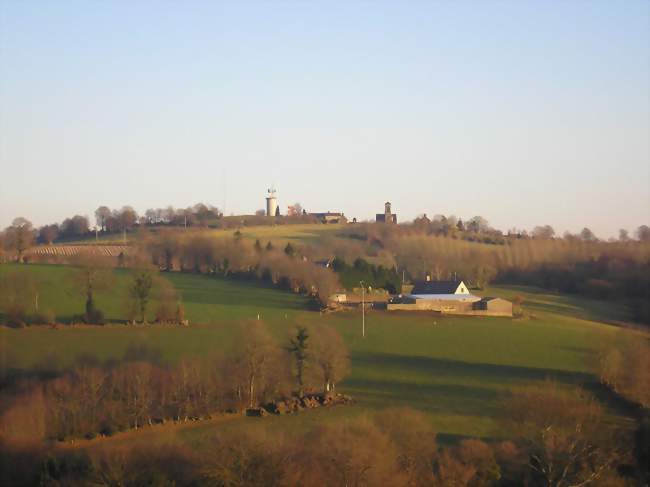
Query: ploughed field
xmin=0 ymin=263 xmax=636 ymax=442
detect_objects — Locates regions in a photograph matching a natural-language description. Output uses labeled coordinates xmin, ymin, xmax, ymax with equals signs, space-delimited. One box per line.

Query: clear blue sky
xmin=1 ymin=1 xmax=648 ymax=238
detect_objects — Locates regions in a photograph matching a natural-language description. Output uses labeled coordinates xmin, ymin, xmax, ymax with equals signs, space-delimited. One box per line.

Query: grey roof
xmin=408 ymin=294 xmax=480 ymax=301
xmin=411 ymin=280 xmax=463 ymax=295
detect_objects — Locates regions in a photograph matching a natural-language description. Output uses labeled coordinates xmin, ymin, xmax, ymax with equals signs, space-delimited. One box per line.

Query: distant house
xmin=410 ymin=279 xmax=473 ymax=298
xmin=376 ymin=202 xmax=397 ymax=224
xmin=310 ymin=212 xmax=346 ymax=224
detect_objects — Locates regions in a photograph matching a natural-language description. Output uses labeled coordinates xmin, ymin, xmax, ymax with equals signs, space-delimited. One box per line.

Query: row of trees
xmin=410 ymin=213 xmax=650 ymax=244
xmin=96 ymin=203 xmax=223 ymax=231
xmin=0 ymin=322 xmax=349 ymax=442
xmin=0 ymin=255 xmax=182 ymax=327
xmin=3 ymin=381 xmax=643 ymax=486
xmin=144 ymin=230 xmax=340 ymax=306
xmin=599 ymin=332 xmax=650 ymax=408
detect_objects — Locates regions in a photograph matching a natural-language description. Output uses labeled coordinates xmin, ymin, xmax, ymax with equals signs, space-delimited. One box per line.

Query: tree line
xmin=0 ymin=321 xmax=350 ymax=443
xmin=598 ymin=331 xmax=650 ymax=409
xmin=143 ymin=230 xmax=340 ymax=306
xmin=2 ymin=380 xmax=646 ymax=487
xmin=0 ymin=201 xmax=338 ymax=254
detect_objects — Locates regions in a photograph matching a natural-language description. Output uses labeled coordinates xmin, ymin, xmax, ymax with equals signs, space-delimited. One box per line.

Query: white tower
xmin=266 ymin=188 xmax=278 ymax=217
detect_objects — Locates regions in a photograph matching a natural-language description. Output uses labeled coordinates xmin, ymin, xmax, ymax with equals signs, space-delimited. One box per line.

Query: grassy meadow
xmin=57 ymin=223 xmax=348 ymax=248
xmin=0 ymin=262 xmax=639 ymax=444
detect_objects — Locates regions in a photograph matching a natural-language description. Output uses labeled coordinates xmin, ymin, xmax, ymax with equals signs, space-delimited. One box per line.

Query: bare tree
xmin=373 ymin=407 xmax=439 ymax=486
xmin=114 ymin=206 xmax=138 ymax=233
xmin=95 ymin=206 xmax=112 ymax=231
xmin=506 ymin=381 xmax=619 ymax=487
xmin=467 ymin=216 xmax=489 ymax=233
xmin=293 ymin=418 xmax=402 ymax=487
xmin=147 ymin=229 xmax=180 ymax=271
xmin=233 ymin=321 xmax=284 ymax=408
xmin=38 ymin=224 xmax=59 ymax=245
xmin=71 ymin=254 xmax=114 ymax=324
xmin=579 ymin=227 xmax=597 ymax=242
xmin=128 ymin=267 xmax=155 ymax=323
xmin=310 ymin=325 xmax=350 ymax=393
xmin=4 ymin=217 xmax=34 ymax=262
xmin=532 ymin=225 xmax=555 ymax=239
xmin=636 ymin=225 xmax=650 ymax=242
xmin=599 ymin=335 xmax=650 ymax=408
xmin=153 ymin=276 xmax=180 ymax=323
xmin=287 ymin=203 xmax=303 ymax=217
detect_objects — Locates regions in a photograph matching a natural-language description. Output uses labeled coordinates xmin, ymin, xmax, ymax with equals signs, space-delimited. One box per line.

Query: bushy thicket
xmin=0 ymin=322 xmax=350 ymax=443
xmin=1 ymin=396 xmax=641 ymax=487
xmin=331 ymin=257 xmax=401 ymax=292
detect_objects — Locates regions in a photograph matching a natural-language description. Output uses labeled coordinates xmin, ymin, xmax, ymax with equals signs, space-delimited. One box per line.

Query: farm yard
xmin=0 ymin=263 xmax=637 ymax=442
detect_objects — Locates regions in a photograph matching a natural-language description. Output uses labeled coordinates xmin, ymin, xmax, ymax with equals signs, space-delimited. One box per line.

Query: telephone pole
xmin=360 ymin=280 xmax=366 ymax=338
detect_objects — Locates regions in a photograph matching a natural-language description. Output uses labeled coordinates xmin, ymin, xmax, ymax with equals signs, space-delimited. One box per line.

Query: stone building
xmin=387 ymin=278 xmax=513 ymax=317
xmin=309 ymin=212 xmax=346 ymax=224
xmin=376 ymin=202 xmax=397 ymax=224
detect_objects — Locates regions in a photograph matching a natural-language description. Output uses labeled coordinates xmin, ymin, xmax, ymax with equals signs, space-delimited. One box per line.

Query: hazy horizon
xmin=1 ymin=1 xmax=648 ymax=238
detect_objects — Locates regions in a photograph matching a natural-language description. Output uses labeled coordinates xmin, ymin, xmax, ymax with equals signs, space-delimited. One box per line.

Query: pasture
xmin=0 ymin=263 xmax=637 ymax=442
xmin=55 ymin=223 xmax=348 ymax=247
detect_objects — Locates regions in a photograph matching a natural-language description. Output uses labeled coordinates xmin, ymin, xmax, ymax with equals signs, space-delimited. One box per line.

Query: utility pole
xmin=360 ymin=280 xmax=365 ymax=338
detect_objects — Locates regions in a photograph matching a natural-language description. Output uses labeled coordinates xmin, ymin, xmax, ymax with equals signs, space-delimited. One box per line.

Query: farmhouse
xmin=410 ymin=278 xmax=474 ymax=298
xmin=387 ymin=278 xmax=513 ymax=316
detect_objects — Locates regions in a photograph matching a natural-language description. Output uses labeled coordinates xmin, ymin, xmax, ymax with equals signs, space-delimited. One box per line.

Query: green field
xmin=56 ymin=223 xmax=347 ymax=247
xmin=0 ymin=263 xmax=639 ymax=442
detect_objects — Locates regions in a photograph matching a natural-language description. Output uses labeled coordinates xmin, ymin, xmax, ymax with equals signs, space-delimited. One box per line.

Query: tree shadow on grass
xmin=352 ymin=352 xmax=595 ymax=385
xmin=344 ymin=377 xmax=504 ymax=418
xmin=344 ymin=352 xmax=637 ymax=424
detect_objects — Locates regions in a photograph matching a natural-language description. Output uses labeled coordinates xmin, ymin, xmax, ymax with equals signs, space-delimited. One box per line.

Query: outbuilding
xmin=473 ymin=297 xmax=513 ymax=317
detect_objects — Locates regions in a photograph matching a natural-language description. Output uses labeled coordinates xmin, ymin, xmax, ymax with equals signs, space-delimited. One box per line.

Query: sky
xmin=0 ymin=1 xmax=648 ymax=238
